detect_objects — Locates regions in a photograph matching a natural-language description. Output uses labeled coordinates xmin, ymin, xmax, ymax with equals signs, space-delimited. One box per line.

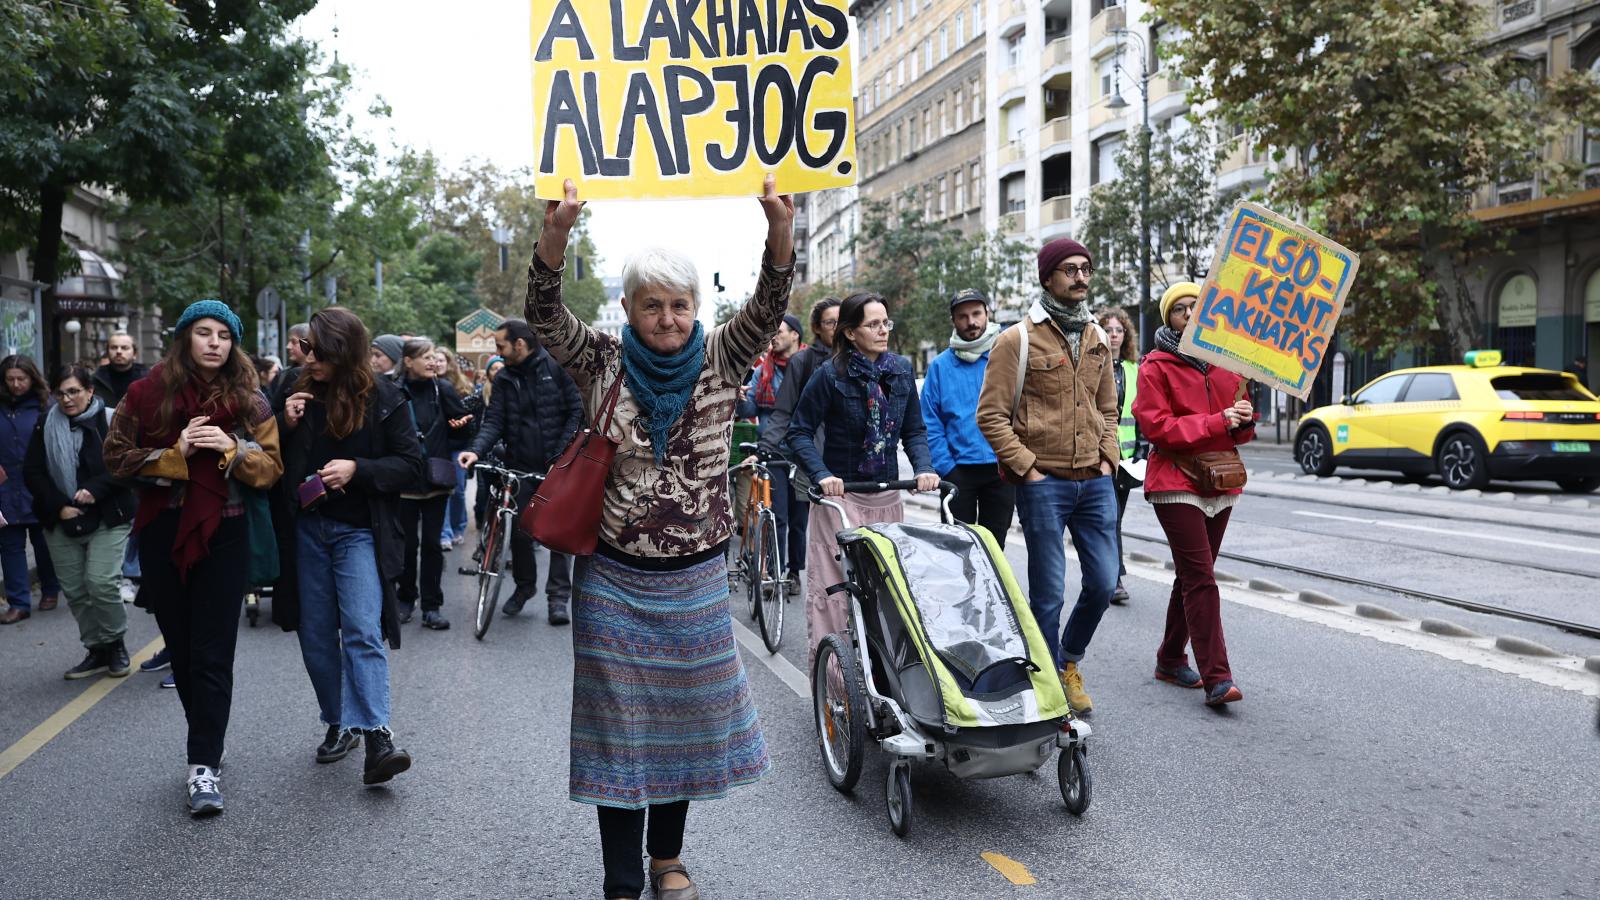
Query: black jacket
xmin=22 ymin=410 xmax=137 ymax=531
xmin=757 ymin=342 xmax=828 ymax=458
xmin=271 ymin=375 xmax=425 ymax=650
xmin=401 ymin=376 xmax=470 ymax=460
xmin=468 ymin=348 xmax=582 ymax=471
xmin=91 ymin=362 xmax=149 ymax=409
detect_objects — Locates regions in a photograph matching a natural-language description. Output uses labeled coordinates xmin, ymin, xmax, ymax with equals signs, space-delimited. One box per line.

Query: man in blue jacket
xmin=921 ymin=289 xmax=1015 ymax=549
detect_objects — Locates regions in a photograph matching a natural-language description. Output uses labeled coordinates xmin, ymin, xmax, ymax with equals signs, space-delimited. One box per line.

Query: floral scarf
xmin=846 ymin=349 xmax=901 ymax=478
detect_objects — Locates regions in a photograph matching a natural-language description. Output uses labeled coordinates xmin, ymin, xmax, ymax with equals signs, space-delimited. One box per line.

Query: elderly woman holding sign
xmin=1133 ymin=282 xmax=1255 ymax=708
xmin=526 ymin=176 xmax=793 ymax=900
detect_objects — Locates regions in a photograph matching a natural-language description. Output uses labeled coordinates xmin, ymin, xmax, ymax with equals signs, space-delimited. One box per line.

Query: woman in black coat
xmin=23 ymin=365 xmax=138 ymax=678
xmin=394 ymin=338 xmax=469 ymax=630
xmin=277 ymin=307 xmax=426 ymax=785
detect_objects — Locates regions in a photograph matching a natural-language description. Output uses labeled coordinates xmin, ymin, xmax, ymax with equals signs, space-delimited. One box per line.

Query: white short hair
xmin=622 ymin=247 xmax=699 ymax=307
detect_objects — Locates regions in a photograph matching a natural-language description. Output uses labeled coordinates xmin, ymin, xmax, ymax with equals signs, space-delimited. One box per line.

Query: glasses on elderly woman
xmin=54 ymin=386 xmax=88 ymax=400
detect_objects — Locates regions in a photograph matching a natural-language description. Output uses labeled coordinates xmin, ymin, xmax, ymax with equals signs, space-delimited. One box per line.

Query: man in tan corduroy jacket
xmin=977 ymin=237 xmax=1120 ymax=714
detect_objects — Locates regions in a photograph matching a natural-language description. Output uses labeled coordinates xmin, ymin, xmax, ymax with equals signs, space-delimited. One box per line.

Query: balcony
xmin=794 ymin=211 xmax=810 ymax=235
xmin=1043 ymin=35 xmax=1071 ymax=73
xmin=1500 ymin=0 xmax=1539 ymax=27
xmin=1040 ymin=195 xmax=1074 ymax=226
xmin=997 ymin=140 xmax=1026 ymax=170
xmin=1000 ymin=0 xmax=1027 ymax=32
xmin=1039 ymin=116 xmax=1073 ymax=153
xmin=999 ymin=65 xmax=1026 ymax=98
xmin=1088 ymin=98 xmax=1125 ymax=133
xmin=1089 ymin=5 xmax=1125 ymax=49
xmin=1000 ymin=211 xmax=1025 ymax=234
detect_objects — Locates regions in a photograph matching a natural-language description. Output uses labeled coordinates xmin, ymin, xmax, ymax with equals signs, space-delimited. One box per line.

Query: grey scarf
xmin=949 ymin=321 xmax=1001 ymax=363
xmin=1038 ymin=290 xmax=1097 ymax=362
xmin=44 ymin=396 xmax=106 ymax=498
xmin=1155 ymin=326 xmax=1209 ymax=373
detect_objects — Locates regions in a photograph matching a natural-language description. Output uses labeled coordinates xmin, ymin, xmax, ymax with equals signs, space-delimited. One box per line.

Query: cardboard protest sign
xmin=1179 ymin=202 xmax=1359 ymax=400
xmin=529 ymin=0 xmax=858 ymax=200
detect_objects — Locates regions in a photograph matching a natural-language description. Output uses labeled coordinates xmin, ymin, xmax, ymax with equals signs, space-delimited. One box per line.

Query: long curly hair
xmin=294 ymin=307 xmax=374 ymax=439
xmin=1096 ymin=305 xmax=1139 ymax=363
xmin=150 ymin=321 xmax=260 ymax=436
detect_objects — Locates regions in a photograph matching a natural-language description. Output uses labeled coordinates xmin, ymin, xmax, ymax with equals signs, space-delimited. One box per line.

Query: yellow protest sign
xmin=1179 ymin=202 xmax=1359 ymax=400
xmin=529 ymin=0 xmax=858 ymax=200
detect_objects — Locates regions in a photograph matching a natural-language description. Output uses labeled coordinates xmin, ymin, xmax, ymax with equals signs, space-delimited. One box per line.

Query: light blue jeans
xmin=442 ymin=465 xmax=469 ymax=541
xmin=296 ymin=512 xmax=390 ymax=731
xmin=1015 ymin=474 xmax=1119 ymax=669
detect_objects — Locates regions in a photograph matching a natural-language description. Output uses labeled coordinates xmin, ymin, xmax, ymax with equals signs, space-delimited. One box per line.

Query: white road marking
xmin=1292 ymin=509 xmax=1600 ymax=556
xmin=731 ymin=616 xmax=810 ymax=698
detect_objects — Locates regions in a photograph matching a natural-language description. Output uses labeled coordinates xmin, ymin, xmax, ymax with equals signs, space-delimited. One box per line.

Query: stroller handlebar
xmin=810 ymin=479 xmax=957 ymax=498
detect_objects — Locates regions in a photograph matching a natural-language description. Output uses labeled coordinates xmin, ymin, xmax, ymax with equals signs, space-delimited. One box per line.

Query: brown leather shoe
xmin=38 ymin=595 xmax=58 ymax=611
xmin=648 ymin=863 xmax=699 ymax=900
xmin=0 ymin=608 xmax=30 ymax=625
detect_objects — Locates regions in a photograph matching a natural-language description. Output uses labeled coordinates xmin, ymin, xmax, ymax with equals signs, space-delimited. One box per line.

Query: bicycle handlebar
xmin=468 ymin=463 xmax=544 ymax=483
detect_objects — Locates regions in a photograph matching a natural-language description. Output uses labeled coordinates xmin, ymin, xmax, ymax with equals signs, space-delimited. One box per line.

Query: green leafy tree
xmin=852 ymin=192 xmax=1033 ymax=367
xmin=1077 ymin=124 xmax=1241 ymax=333
xmin=1153 ymin=0 xmax=1600 ymax=357
xmin=0 ymin=0 xmax=327 ymax=367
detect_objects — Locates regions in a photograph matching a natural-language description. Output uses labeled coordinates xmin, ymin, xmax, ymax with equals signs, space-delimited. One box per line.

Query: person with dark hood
xmin=456 ymin=319 xmax=582 ymax=625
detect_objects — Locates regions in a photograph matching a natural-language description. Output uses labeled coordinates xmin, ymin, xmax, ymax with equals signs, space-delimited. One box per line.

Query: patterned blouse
xmin=526 ymin=249 xmax=794 ymax=558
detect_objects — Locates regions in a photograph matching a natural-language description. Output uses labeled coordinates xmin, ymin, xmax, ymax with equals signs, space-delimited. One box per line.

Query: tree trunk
xmin=31 ymin=182 xmax=68 ymax=372
xmin=1421 ymin=228 xmax=1479 ymax=362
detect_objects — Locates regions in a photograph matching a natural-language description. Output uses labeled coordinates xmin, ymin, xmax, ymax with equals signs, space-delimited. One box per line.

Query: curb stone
xmin=1556 ymin=498 xmax=1590 ymax=509
xmin=1248 ymin=577 xmax=1288 ymax=593
xmin=1213 ymin=569 xmax=1243 ymax=584
xmin=1523 ymin=494 xmax=1552 ymax=505
xmin=1128 ymin=551 xmax=1162 ymax=564
xmin=1420 ymin=618 xmax=1481 ymax=638
xmin=1355 ymin=603 xmax=1408 ymax=622
xmin=1297 ymin=589 xmax=1342 ymax=607
xmin=1494 ymin=635 xmax=1562 ymax=658
xmin=1485 ymin=492 xmax=1515 ymax=502
xmin=1586 ymin=657 xmax=1600 ymax=675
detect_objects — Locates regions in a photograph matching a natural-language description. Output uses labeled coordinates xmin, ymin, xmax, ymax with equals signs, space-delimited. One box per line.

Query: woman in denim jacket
xmin=787 ymin=291 xmax=938 ymax=675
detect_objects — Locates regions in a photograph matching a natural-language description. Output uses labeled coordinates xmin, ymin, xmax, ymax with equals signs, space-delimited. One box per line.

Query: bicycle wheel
xmin=474 ymin=515 xmax=505 ymax=640
xmin=745 ymin=512 xmax=764 ymax=621
xmin=757 ymin=512 xmax=784 ymax=652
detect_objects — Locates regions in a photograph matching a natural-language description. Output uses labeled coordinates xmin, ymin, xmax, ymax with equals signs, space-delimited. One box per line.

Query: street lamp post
xmin=1108 ymin=29 xmax=1153 ymax=354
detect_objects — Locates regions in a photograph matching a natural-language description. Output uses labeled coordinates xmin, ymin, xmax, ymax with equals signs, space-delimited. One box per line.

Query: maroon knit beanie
xmin=1038 ymin=238 xmax=1093 ymax=285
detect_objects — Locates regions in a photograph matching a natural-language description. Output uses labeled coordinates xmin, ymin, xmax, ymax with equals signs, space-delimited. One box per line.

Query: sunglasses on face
xmin=296 ymin=338 xmax=317 ymax=358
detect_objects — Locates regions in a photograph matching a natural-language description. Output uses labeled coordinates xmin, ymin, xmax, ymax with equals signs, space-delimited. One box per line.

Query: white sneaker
xmin=186 ymin=765 xmax=223 ymax=817
xmin=119 ymin=579 xmax=137 ymax=604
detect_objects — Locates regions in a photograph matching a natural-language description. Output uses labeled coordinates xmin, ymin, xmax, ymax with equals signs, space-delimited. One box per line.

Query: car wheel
xmin=1555 ymin=476 xmax=1600 ymax=494
xmin=1436 ymin=432 xmax=1489 ymax=491
xmin=1296 ymin=425 xmax=1335 ymax=477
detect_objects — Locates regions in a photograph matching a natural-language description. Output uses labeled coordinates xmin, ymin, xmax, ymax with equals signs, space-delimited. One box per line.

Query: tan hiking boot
xmin=1060 ymin=662 xmax=1092 ymax=714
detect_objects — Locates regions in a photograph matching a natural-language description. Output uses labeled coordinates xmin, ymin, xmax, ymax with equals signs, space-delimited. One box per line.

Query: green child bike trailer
xmin=810 ymin=481 xmax=1092 ymax=837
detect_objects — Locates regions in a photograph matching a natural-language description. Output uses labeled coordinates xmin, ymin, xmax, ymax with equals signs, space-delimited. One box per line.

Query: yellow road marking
xmin=982 ymin=852 xmax=1037 ymax=886
xmin=0 ymin=636 xmax=165 ymax=781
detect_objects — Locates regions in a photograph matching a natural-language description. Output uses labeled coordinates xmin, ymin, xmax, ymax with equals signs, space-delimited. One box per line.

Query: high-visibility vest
xmin=1117 ymin=359 xmax=1138 ymax=459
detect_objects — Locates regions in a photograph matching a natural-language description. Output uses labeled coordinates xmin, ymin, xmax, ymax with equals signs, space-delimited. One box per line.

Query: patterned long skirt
xmin=569 ymin=552 xmax=770 ymax=809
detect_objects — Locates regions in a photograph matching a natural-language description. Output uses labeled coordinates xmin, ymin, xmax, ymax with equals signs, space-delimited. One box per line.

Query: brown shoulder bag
xmin=517 ymin=372 xmax=624 ymax=556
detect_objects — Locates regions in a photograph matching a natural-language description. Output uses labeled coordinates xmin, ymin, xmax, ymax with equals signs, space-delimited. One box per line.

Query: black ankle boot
xmin=362 ymin=728 xmax=412 ymax=785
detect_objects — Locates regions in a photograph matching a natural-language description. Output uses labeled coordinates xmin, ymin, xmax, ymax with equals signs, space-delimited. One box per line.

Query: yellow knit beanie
xmin=1159 ymin=281 xmax=1202 ymax=326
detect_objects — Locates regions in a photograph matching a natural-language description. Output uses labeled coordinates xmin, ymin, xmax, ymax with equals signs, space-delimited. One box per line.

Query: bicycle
xmin=458 ymin=462 xmax=542 ymax=641
xmin=730 ymin=442 xmax=796 ymax=653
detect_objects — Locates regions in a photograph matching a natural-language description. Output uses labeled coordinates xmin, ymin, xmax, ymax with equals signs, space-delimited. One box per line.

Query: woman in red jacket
xmin=1132 ymin=282 xmax=1254 ymax=706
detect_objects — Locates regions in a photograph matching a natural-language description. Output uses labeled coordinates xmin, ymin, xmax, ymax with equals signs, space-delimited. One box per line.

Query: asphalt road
xmin=3 ymin=487 xmax=1598 ymax=899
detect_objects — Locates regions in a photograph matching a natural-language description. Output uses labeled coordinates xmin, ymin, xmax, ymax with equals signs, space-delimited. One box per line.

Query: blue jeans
xmin=296 ymin=512 xmax=391 ymax=731
xmin=1015 ymin=474 xmax=1119 ymax=669
xmin=443 ymin=465 xmax=469 ymax=541
xmin=122 ymin=530 xmax=141 ymax=580
xmin=1 ymin=523 xmax=60 ymax=611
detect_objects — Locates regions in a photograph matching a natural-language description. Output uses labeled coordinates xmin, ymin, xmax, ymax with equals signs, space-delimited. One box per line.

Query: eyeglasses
xmin=54 ymin=387 xmax=87 ymax=400
xmin=860 ymin=319 xmax=895 ymax=333
xmin=1054 ymin=263 xmax=1094 ymax=279
xmin=296 ymin=338 xmax=317 ymax=358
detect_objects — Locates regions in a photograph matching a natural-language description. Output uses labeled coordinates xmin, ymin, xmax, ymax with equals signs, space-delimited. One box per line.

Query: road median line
xmin=730 ymin=618 xmax=809 ymax=698
xmin=0 ymin=637 xmax=165 ymax=781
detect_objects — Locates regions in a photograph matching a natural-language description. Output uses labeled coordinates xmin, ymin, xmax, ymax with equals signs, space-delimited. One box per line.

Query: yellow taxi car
xmin=1294 ymin=351 xmax=1600 ymax=492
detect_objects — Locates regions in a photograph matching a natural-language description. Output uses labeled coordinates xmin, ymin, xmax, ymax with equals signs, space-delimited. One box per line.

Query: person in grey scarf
xmin=22 ymin=365 xmax=139 ymax=679
xmin=920 ymin=288 xmax=1015 ymax=547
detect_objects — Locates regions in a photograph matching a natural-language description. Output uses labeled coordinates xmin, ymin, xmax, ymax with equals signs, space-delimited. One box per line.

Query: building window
xmin=955 ymin=85 xmax=966 ymax=129
xmin=972 ymin=1 xmax=983 ymax=36
xmin=970 ymin=77 xmax=982 ymax=122
xmin=923 ymin=108 xmax=932 ymax=144
xmin=956 ymin=13 xmax=964 ymax=46
xmin=911 ymin=50 xmax=918 ymax=82
xmin=924 ymin=38 xmax=933 ymax=72
xmin=1586 ymin=56 xmax=1600 ymax=187
xmin=941 ymin=26 xmax=949 ymax=61
xmin=1098 ymin=55 xmax=1119 ymax=99
xmin=955 ymin=167 xmax=966 ymax=210
xmin=897 ymin=0 xmax=905 ymax=28
xmin=1497 ymin=273 xmax=1538 ymax=366
xmin=1006 ymin=31 xmax=1024 ymax=68
xmin=936 ymin=176 xmax=947 ymax=217
xmin=898 ymin=56 xmax=906 ymax=88
xmin=1093 ymin=135 xmax=1124 ymax=184
xmin=970 ymin=162 xmax=982 ymax=208
xmin=938 ymin=98 xmax=947 ymax=135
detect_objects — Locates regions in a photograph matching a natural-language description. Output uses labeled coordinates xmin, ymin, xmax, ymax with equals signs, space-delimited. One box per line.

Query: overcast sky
xmin=295 ymin=0 xmax=779 ymax=317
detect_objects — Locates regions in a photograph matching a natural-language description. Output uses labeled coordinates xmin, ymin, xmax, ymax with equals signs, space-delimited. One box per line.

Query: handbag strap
xmin=1011 ymin=320 xmax=1029 ymax=422
xmin=594 ymin=368 xmax=624 ymax=435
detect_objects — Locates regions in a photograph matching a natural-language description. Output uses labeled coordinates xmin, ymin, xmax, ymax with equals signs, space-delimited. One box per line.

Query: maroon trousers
xmin=1153 ymin=503 xmax=1234 ymax=687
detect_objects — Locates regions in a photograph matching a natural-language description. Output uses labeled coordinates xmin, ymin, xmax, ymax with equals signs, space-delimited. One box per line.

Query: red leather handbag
xmin=517 ymin=373 xmax=624 ymax=556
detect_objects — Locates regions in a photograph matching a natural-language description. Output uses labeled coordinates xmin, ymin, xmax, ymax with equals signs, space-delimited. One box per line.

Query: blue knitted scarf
xmin=621 ymin=322 xmax=706 ymax=463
